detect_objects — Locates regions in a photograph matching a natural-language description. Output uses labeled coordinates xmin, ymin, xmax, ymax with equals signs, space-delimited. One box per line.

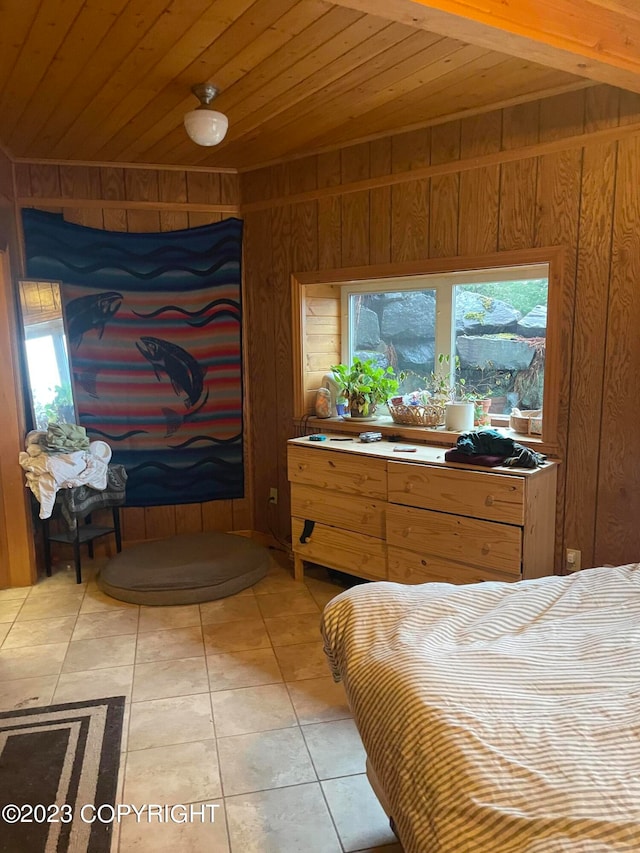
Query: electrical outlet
xmin=269 ymin=487 xmax=278 ymax=505
xmin=565 ymin=548 xmax=581 ymax=572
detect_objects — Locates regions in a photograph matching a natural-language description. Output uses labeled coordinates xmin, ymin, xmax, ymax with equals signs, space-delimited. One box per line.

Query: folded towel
xmin=39 ymin=423 xmax=90 ymax=453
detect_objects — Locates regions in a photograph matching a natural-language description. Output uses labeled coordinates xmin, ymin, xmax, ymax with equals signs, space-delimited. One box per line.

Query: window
xmin=341 ymin=264 xmax=548 ymax=416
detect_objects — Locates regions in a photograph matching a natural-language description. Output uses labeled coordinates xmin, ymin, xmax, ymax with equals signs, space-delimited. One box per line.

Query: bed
xmin=321 ymin=564 xmax=640 ymax=852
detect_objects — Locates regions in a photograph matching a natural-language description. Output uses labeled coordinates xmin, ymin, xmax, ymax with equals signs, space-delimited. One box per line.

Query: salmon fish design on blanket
xmin=136 ymin=337 xmax=209 ymax=437
xmin=66 ymin=291 xmax=123 ymax=349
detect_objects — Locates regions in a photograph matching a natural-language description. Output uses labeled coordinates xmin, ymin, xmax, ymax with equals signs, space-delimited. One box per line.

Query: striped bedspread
xmin=321 ymin=565 xmax=640 ymax=852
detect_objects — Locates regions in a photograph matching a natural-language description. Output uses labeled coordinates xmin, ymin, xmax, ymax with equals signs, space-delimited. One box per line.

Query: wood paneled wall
xmin=304 ymin=283 xmax=342 ymax=411
xmin=241 ymin=84 xmax=640 ymax=571
xmin=14 ymin=162 xmax=251 ymax=549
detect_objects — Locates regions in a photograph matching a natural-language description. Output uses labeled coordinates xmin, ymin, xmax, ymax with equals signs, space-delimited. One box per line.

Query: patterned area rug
xmin=0 ymin=696 xmax=125 ymax=853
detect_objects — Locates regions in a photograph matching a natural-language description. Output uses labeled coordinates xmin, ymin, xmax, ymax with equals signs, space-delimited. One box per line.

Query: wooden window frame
xmin=291 ymin=247 xmax=565 ymax=455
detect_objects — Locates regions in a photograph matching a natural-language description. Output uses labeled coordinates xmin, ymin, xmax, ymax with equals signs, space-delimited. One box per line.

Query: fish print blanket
xmin=22 ymin=209 xmax=244 ymax=507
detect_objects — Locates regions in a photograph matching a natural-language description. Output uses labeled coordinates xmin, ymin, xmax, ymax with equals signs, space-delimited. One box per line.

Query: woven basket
xmin=388 ymin=401 xmax=445 ymax=427
xmin=509 ymin=409 xmax=543 ymax=435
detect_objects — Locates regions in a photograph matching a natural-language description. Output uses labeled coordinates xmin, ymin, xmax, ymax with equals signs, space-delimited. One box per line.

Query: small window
xmin=343 ymin=264 xmax=548 ymax=417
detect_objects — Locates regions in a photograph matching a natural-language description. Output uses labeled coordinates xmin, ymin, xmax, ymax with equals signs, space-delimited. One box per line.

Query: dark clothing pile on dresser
xmin=445 ymin=429 xmax=546 ymax=469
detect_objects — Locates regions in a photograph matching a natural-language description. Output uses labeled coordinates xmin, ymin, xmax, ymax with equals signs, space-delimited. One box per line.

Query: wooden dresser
xmin=288 ymin=436 xmax=558 ymax=585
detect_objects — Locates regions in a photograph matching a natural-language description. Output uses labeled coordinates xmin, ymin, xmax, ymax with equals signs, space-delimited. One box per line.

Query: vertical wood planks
xmin=272 ymin=199 xmax=295 ymax=539
xmin=159 ymin=170 xmax=188 ymax=231
xmin=429 ymin=121 xmax=460 ymax=258
xmin=458 ymin=112 xmax=501 ymax=255
xmin=341 ymin=144 xmax=370 ymax=267
xmin=220 ymin=173 xmax=240 ymax=208
xmin=369 ymin=138 xmax=391 ymax=265
xmin=28 ymin=163 xmax=61 ymax=198
xmin=125 ymin=169 xmax=160 ymax=232
xmin=187 ymin=171 xmax=221 ymax=228
xmin=13 ymin=164 xmax=32 ymax=197
xmin=100 ymin=167 xmax=127 ymax=231
xmin=201 ymin=500 xmax=234 ymax=533
xmin=243 ymin=209 xmax=275 ymax=535
xmin=499 ymin=103 xmax=538 ymax=251
xmin=317 ymin=150 xmax=342 ymax=269
xmin=175 ymin=503 xmax=203 ymax=535
xmin=60 ymin=165 xmax=103 ymax=227
xmin=595 ymin=139 xmax=640 ymax=564
xmin=563 ymin=88 xmax=619 ymax=565
xmin=535 ymin=93 xmax=584 ymax=568
xmin=391 ymin=128 xmax=430 ymax=262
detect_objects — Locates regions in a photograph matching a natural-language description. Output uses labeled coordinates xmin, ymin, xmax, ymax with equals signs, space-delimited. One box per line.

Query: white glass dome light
xmin=183 ymin=83 xmax=229 ymax=147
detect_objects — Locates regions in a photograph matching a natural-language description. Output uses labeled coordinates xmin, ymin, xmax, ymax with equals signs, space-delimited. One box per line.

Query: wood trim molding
xmin=242 ymin=119 xmax=640 ymax=212
xmin=12 ymin=165 xmax=27 ymax=279
xmin=291 ymin=272 xmax=306 ymax=419
xmin=12 ymin=157 xmax=238 ymax=175
xmin=17 ymin=198 xmax=241 ymax=215
xmin=294 ymin=246 xmax=566 ymax=286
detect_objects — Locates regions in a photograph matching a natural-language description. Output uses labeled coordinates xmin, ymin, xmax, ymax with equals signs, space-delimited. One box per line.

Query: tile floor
xmin=0 ymin=553 xmax=403 ymax=853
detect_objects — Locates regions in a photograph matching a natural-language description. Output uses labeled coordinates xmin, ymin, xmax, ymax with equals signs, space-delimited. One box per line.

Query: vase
xmin=445 ymin=401 xmax=474 ymax=431
xmin=349 ymin=394 xmax=376 ymax=419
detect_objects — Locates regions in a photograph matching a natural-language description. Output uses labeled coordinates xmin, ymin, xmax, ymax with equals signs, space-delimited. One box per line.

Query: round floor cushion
xmin=97 ymin=532 xmax=271 ymax=605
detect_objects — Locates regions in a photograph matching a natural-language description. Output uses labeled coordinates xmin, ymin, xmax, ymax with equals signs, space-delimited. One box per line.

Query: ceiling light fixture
xmin=183 ymin=83 xmax=228 ymax=147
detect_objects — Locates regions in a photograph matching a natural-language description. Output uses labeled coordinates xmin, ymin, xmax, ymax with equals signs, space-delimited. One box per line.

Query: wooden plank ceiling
xmin=0 ymin=0 xmax=588 ymax=170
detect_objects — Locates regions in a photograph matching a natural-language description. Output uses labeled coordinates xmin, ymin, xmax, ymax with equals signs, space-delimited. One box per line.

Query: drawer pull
xmin=299 ymin=519 xmax=316 ymax=544
xmin=403 ymin=527 xmax=412 ymax=537
xmin=328 ymin=460 xmax=336 ymax=468
xmin=405 ymin=482 xmax=414 ymax=493
xmin=481 ymin=543 xmax=491 ymax=555
xmin=298 ymin=464 xmax=307 ymax=472
xmin=356 ymin=474 xmax=368 ymax=484
xmin=485 ymin=495 xmax=494 ymax=506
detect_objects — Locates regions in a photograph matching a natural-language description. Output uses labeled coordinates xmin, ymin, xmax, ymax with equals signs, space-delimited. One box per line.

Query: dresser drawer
xmin=388 ymin=546 xmax=518 ymax=585
xmin=288 ymin=446 xmax=387 ymax=499
xmin=291 ymin=483 xmax=385 ymax=539
xmin=386 ymin=505 xmax=521 ymax=574
xmin=292 ymin=517 xmax=387 ymax=580
xmin=388 ymin=462 xmax=524 ymax=525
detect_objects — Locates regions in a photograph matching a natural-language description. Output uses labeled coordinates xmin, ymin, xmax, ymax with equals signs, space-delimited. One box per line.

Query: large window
xmin=342 ymin=264 xmax=548 ymax=416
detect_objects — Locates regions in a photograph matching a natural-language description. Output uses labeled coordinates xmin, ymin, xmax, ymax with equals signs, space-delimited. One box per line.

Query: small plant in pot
xmin=331 ymin=358 xmax=400 ymax=419
xmin=428 ymin=354 xmax=475 ymax=431
xmin=426 ymin=353 xmax=465 ymax=403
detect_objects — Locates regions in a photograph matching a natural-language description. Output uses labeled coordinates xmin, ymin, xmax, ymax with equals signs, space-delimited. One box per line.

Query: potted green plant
xmin=331 ymin=358 xmax=400 ymax=419
xmin=427 ymin=354 xmax=475 ymax=431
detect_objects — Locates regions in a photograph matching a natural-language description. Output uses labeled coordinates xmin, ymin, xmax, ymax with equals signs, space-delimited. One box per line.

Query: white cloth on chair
xmin=19 ymin=437 xmax=112 ymax=519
